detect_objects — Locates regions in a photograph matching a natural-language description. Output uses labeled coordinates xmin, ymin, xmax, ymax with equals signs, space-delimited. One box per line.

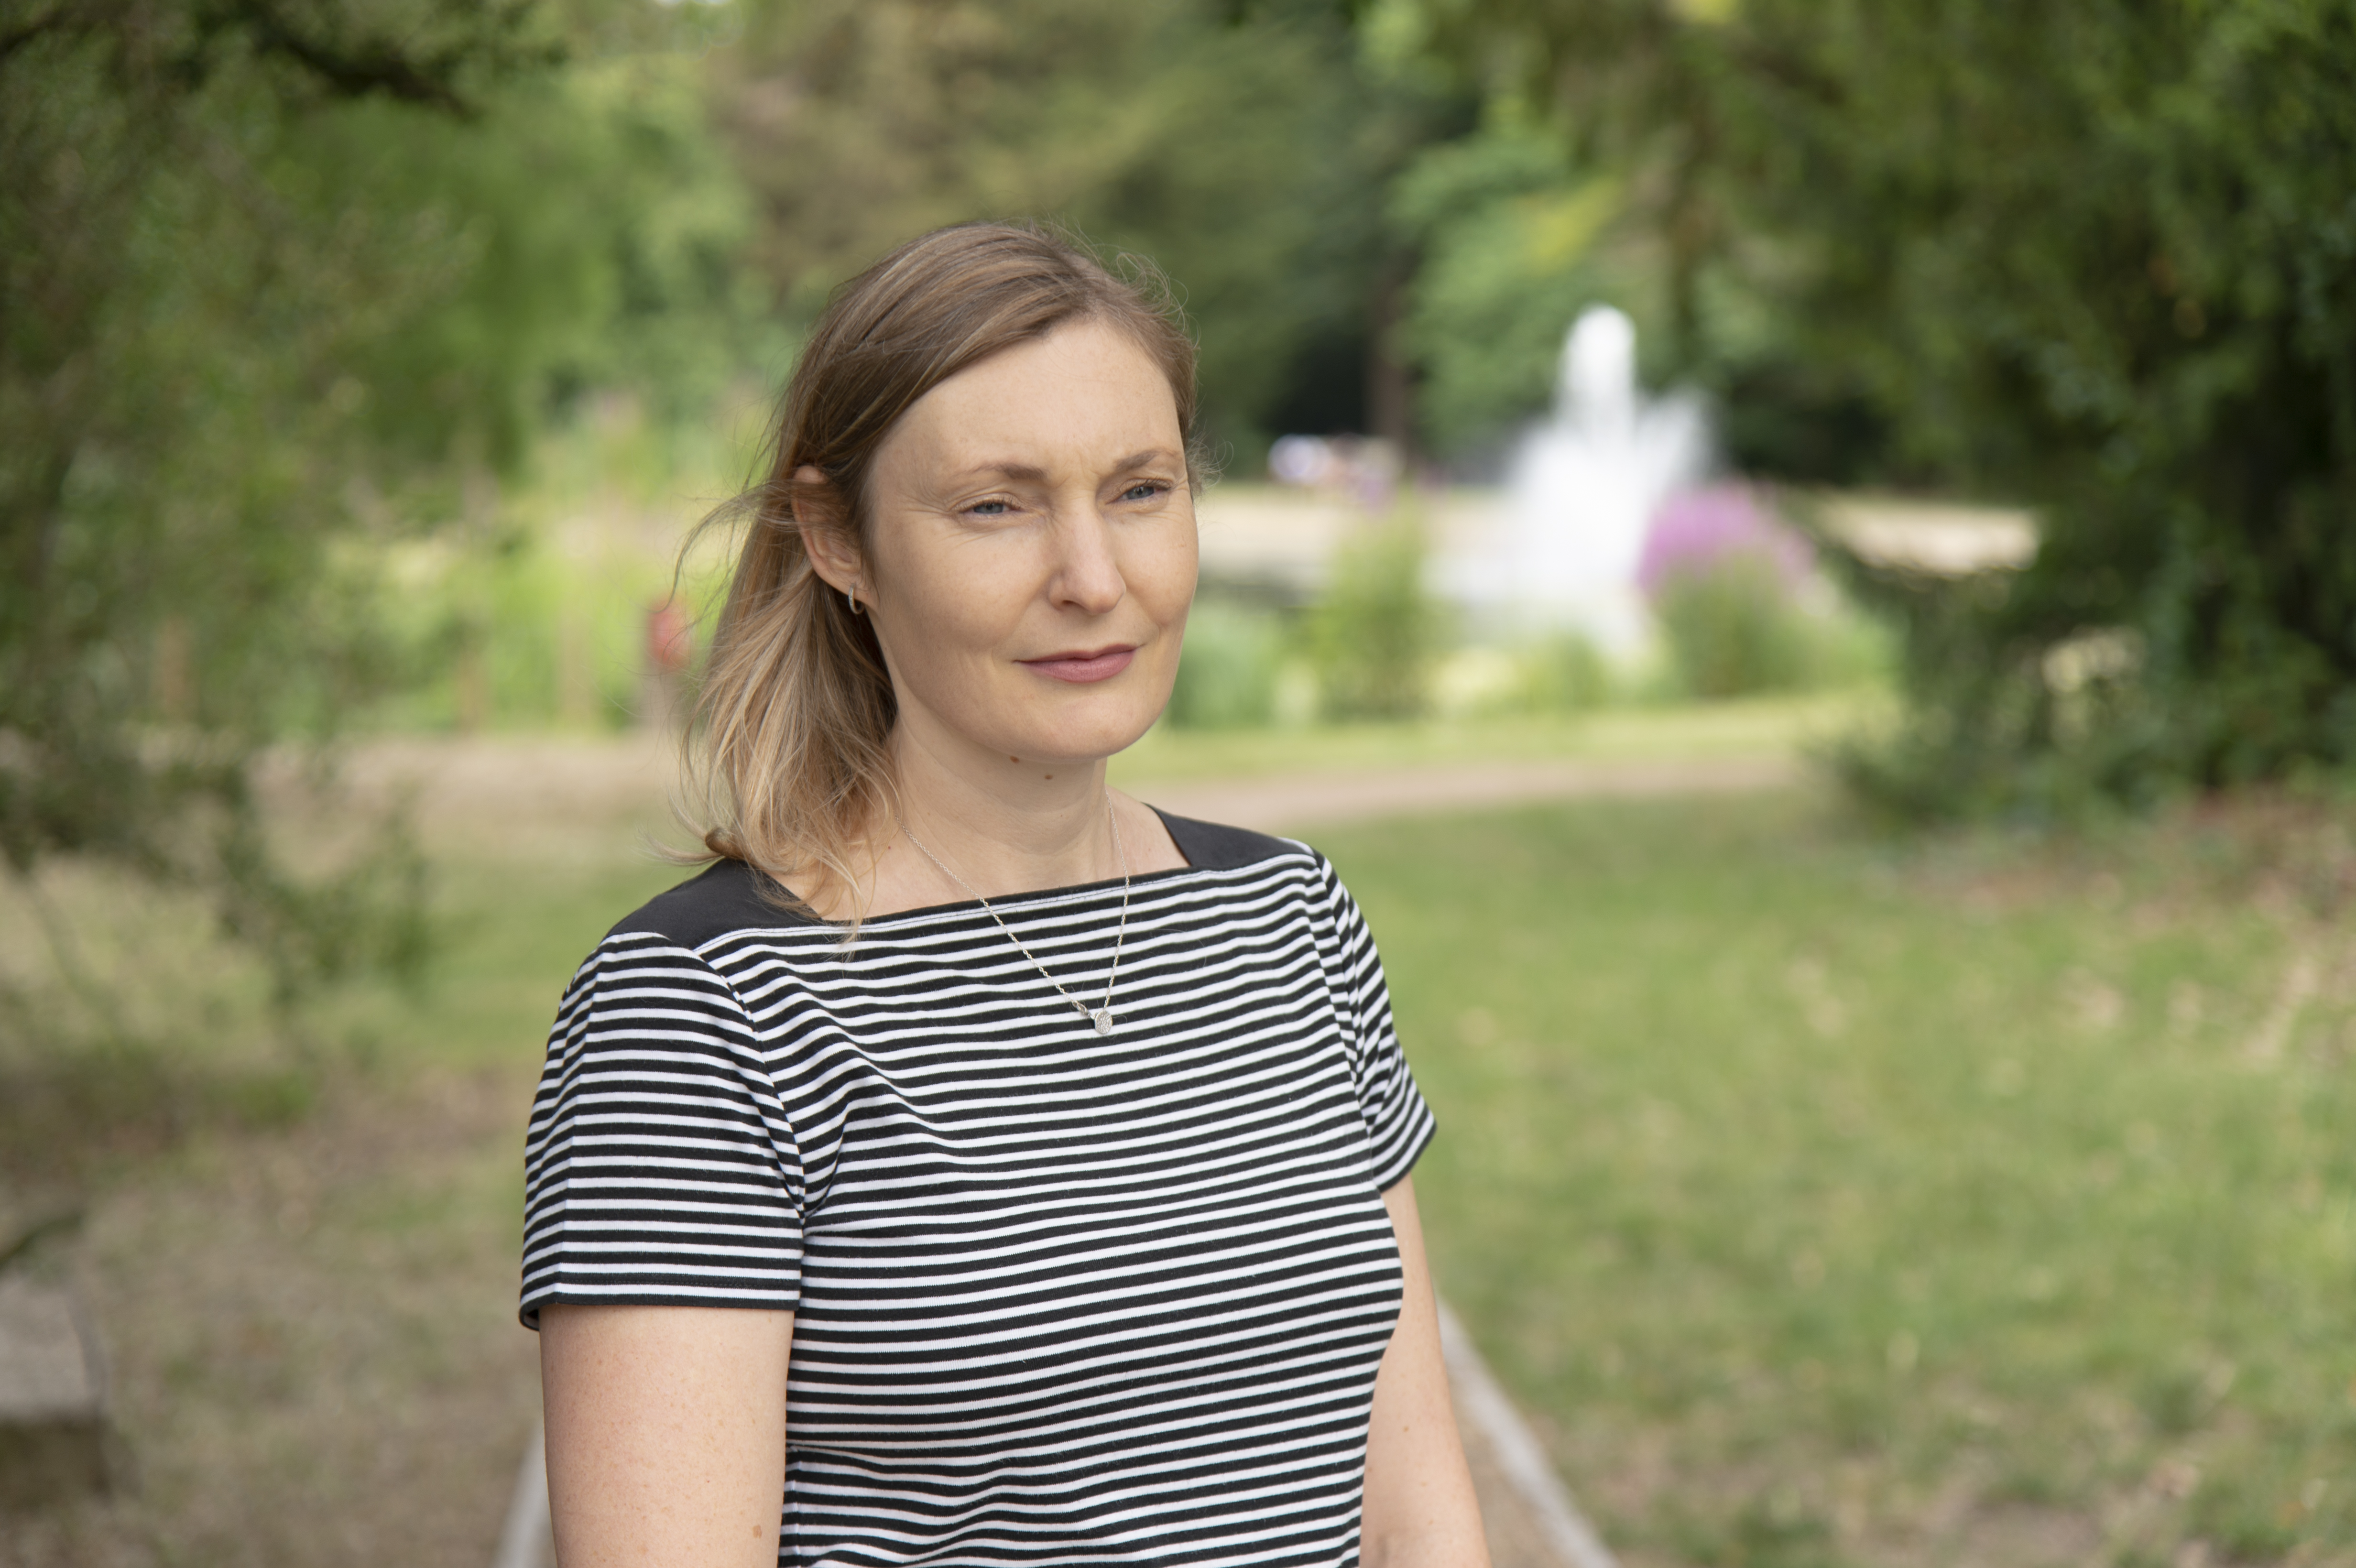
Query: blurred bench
xmin=0 ymin=1275 xmax=109 ymax=1508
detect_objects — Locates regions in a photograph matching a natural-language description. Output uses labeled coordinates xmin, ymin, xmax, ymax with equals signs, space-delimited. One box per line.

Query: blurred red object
xmin=645 ymin=599 xmax=694 ymax=675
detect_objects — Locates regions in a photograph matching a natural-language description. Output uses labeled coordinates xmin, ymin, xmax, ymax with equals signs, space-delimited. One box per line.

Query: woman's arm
xmin=1363 ymin=1177 xmax=1492 ymax=1568
xmin=540 ymin=1305 xmax=794 ymax=1568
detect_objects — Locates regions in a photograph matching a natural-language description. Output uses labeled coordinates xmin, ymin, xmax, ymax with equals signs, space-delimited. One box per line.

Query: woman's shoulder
xmin=602 ymin=858 xmax=819 ymax=953
xmin=590 ymin=820 xmax=1323 ymax=965
xmin=1149 ymin=809 xmax=1315 ymax=873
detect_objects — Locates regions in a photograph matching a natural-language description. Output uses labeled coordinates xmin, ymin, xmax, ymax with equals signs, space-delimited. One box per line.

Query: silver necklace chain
xmin=898 ymin=798 xmax=1133 ymax=1035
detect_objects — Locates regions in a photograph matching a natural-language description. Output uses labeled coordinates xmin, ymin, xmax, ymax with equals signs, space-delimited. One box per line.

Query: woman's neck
xmin=787 ymin=715 xmax=1187 ymax=924
xmin=889 ymin=720 xmax=1122 ymax=898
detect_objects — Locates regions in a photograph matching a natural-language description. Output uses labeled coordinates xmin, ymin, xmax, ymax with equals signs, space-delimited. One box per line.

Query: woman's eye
xmin=1120 ymin=482 xmax=1166 ymax=503
xmin=967 ymin=500 xmax=1013 ymax=517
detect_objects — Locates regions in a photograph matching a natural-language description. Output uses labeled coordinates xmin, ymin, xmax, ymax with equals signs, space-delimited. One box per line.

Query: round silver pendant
xmin=1090 ymin=1008 xmax=1114 ymax=1035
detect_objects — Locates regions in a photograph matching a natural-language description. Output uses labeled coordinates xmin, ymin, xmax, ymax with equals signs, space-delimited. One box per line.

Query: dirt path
xmin=1143 ymin=753 xmax=1799 ymax=835
xmin=326 ymin=731 xmax=1804 ymax=855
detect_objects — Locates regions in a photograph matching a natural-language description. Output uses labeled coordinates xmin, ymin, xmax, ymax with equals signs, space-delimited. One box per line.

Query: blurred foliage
xmin=19 ymin=0 xmax=2349 ymax=963
xmin=715 ymin=0 xmax=1462 ymax=458
xmin=1384 ymin=0 xmax=2356 ymax=811
xmin=1519 ymin=631 xmax=1614 ymax=713
xmin=360 ymin=393 xmax=757 ymax=736
xmin=1650 ymin=556 xmax=1813 ymax=701
xmin=1375 ymin=113 xmax=1649 ymax=461
xmin=1167 ymin=599 xmax=1284 ymax=730
xmin=0 ymin=0 xmax=759 ymax=1002
xmin=1384 ymin=119 xmax=1621 ymax=458
xmin=1307 ymin=513 xmax=1437 ymax=719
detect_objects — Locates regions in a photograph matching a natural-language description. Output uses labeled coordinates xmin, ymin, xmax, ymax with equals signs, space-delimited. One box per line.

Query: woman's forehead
xmin=884 ymin=321 xmax=1182 ymax=472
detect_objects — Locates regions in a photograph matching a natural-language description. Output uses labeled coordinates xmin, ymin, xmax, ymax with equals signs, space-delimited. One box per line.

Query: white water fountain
xmin=1442 ymin=306 xmax=1710 ymax=657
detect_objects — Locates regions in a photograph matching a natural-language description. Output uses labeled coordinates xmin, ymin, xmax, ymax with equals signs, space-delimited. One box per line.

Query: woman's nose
xmin=1046 ymin=504 xmax=1126 ymax=615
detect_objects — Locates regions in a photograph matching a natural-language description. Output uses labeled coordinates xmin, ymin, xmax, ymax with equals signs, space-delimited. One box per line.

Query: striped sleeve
xmin=1318 ymin=858 xmax=1437 ymax=1190
xmin=519 ymin=933 xmax=803 ymax=1328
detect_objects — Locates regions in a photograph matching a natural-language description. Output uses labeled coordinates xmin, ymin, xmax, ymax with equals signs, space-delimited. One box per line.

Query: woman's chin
xmin=899 ymin=668 xmax=1176 ymax=770
xmin=1028 ymin=716 xmax=1162 ymax=766
xmin=1003 ymin=694 xmax=1169 ymax=767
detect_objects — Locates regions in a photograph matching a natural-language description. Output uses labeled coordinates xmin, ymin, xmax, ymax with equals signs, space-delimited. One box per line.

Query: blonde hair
xmin=686 ymin=222 xmax=1202 ymax=912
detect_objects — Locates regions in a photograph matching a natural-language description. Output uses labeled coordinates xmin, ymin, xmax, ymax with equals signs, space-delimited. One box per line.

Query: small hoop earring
xmin=846 ymin=585 xmax=861 ymax=615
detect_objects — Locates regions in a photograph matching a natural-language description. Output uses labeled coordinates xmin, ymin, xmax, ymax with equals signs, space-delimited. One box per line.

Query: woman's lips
xmin=1021 ymin=645 xmax=1136 ymax=684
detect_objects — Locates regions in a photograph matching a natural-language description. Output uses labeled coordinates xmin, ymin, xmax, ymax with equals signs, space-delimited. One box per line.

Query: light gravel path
xmin=1141 ymin=752 xmax=1799 ymax=836
xmin=324 ymin=733 xmax=1803 ymax=856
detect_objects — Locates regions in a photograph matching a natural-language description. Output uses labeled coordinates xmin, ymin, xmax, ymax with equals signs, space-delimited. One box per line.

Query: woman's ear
xmin=791 ymin=466 xmax=863 ymax=594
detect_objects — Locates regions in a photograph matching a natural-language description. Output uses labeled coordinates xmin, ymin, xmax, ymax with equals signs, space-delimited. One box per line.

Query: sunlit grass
xmin=339 ymin=768 xmax=2356 ymax=1562
xmin=1113 ymin=691 xmax=1883 ymax=785
xmin=1320 ymin=790 xmax=2356 ymax=1566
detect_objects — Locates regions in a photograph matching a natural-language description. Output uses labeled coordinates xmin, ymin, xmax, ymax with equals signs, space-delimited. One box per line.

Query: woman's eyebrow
xmin=1110 ymin=448 xmax=1183 ymax=473
xmin=955 ymin=461 xmax=1050 ymax=483
xmin=950 ymin=449 xmax=1182 ymax=483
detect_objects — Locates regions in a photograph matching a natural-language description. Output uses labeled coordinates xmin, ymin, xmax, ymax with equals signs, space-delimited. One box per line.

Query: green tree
xmin=0 ymin=0 xmax=755 ymax=1000
xmin=1384 ymin=119 xmax=1619 ymax=456
xmin=714 ymin=0 xmax=1456 ymax=457
xmin=1386 ymin=0 xmax=2356 ymax=809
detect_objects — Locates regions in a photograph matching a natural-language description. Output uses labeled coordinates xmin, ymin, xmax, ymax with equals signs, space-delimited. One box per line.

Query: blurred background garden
xmin=3 ymin=0 xmax=2354 ymax=1563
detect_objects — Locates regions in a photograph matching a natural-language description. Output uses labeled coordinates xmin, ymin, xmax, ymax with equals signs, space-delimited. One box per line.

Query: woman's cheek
xmin=916 ymin=548 xmax=1033 ymax=653
xmin=1130 ymin=523 xmax=1199 ymax=619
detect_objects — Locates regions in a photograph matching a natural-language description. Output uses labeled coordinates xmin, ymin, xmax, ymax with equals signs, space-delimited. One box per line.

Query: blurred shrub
xmin=1521 ymin=632 xmax=1614 ymax=712
xmin=1432 ymin=637 xmax=1614 ymax=718
xmin=1307 ymin=517 xmax=1437 ymax=721
xmin=1640 ymin=487 xmax=1811 ymax=597
xmin=1804 ymin=600 xmax=1898 ymax=693
xmin=1429 ymin=646 xmax=1523 ymax=719
xmin=1651 ymin=555 xmax=1815 ymax=700
xmin=371 ymin=529 xmax=650 ymax=734
xmin=1167 ymin=601 xmax=1282 ymax=730
xmin=1642 ymin=487 xmax=1821 ymax=700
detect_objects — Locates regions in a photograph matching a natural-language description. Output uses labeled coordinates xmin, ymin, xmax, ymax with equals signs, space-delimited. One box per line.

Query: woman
xmin=522 ymin=223 xmax=1489 ymax=1568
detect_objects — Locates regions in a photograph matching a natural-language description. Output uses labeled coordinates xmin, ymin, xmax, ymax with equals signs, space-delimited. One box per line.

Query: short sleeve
xmin=1318 ymin=859 xmax=1437 ymax=1190
xmin=519 ymin=933 xmax=804 ymax=1328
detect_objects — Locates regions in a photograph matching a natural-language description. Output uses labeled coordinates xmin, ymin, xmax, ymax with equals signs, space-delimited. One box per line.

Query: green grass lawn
xmin=1318 ymin=791 xmax=2356 ymax=1567
xmin=1111 ymin=692 xmax=1880 ymax=785
xmin=363 ymin=769 xmax=2356 ymax=1566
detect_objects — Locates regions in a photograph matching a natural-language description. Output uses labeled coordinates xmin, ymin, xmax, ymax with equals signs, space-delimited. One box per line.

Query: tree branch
xmin=230 ymin=0 xmax=474 ymax=115
xmin=0 ymin=3 xmax=76 ymax=68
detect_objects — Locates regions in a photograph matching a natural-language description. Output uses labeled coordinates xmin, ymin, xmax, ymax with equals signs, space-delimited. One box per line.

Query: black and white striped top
xmin=521 ymin=812 xmax=1435 ymax=1567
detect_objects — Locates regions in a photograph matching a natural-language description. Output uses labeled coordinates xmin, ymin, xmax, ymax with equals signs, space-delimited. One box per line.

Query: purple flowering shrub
xmin=1638 ymin=485 xmax=1819 ymax=698
xmin=1637 ymin=485 xmax=1813 ymax=599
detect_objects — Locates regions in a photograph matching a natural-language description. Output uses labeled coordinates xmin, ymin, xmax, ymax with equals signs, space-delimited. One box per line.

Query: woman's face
xmin=839 ymin=318 xmax=1198 ymax=772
